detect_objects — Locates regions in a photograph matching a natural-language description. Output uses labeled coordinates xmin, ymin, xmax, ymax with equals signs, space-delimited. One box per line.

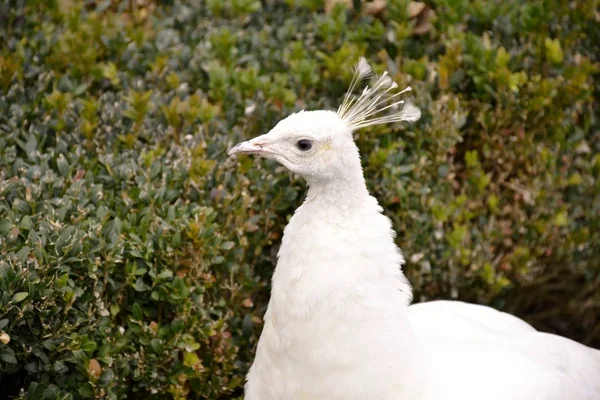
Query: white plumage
xmin=228 ymin=58 xmax=600 ymax=400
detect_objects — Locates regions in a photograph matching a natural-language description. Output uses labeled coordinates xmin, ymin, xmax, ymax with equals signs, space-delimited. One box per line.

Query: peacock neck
xmin=304 ymin=172 xmax=370 ymax=214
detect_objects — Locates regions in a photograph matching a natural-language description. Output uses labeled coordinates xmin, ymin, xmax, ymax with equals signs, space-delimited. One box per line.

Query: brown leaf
xmin=499 ymin=262 xmax=512 ymax=272
xmin=0 ymin=333 xmax=10 ymax=344
xmin=325 ymin=0 xmax=352 ymax=14
xmin=74 ymin=169 xmax=86 ymax=180
xmin=364 ymin=0 xmax=387 ymax=16
xmin=413 ymin=9 xmax=434 ymax=35
xmin=245 ymin=222 xmax=259 ymax=233
xmin=176 ymin=269 xmax=188 ymax=278
xmin=413 ymin=18 xmax=433 ymax=35
xmin=408 ymin=2 xmax=433 ymax=35
xmin=269 ymin=231 xmax=280 ymax=241
xmin=88 ymin=359 xmax=102 ymax=379
xmin=9 ymin=227 xmax=20 ymax=242
xmin=408 ymin=1 xmax=426 ymax=18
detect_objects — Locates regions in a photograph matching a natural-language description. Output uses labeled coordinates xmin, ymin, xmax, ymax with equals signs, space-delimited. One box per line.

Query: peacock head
xmin=228 ymin=58 xmax=421 ymax=185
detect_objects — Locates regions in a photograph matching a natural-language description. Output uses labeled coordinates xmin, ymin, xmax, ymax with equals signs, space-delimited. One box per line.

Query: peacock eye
xmin=296 ymin=139 xmax=313 ymax=151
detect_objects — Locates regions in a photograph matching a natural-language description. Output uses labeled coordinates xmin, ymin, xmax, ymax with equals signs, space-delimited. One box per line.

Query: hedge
xmin=0 ymin=0 xmax=598 ymax=398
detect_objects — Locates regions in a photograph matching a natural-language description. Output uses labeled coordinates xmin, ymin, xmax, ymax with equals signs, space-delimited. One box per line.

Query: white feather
xmin=355 ymin=56 xmax=372 ymax=78
xmin=338 ymin=57 xmax=373 ymax=117
xmin=338 ymin=58 xmax=421 ymax=129
xmin=399 ymin=101 xmax=421 ymax=122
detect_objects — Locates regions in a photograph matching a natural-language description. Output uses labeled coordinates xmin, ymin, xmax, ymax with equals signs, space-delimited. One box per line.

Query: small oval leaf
xmin=11 ymin=292 xmax=28 ymax=303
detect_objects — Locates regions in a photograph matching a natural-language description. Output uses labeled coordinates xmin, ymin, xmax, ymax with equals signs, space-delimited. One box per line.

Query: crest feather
xmin=337 ymin=58 xmax=421 ymax=130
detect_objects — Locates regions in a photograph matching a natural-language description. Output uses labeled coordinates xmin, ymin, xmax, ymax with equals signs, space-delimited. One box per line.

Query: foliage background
xmin=0 ymin=0 xmax=599 ymax=398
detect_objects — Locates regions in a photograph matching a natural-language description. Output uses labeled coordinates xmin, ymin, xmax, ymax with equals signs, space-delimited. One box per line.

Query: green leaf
xmin=78 ymin=383 xmax=94 ymax=398
xmin=134 ymin=279 xmax=150 ymax=292
xmin=158 ymin=270 xmax=173 ymax=280
xmin=487 ymin=194 xmax=499 ymax=213
xmin=81 ymin=340 xmax=97 ymax=353
xmin=24 ymin=361 xmax=39 ymax=373
xmin=544 ymin=37 xmax=564 ymax=64
xmin=12 ymin=199 xmax=31 ymax=214
xmin=150 ymin=338 xmax=163 ymax=354
xmin=11 ymin=292 xmax=28 ymax=303
xmin=16 ymin=246 xmax=30 ymax=263
xmin=567 ymin=173 xmax=583 ymax=186
xmin=465 ymin=150 xmax=479 ymax=168
xmin=42 ymin=339 xmax=58 ymax=351
xmin=183 ymin=351 xmax=200 ymax=367
xmin=172 ymin=231 xmax=181 ymax=247
xmin=242 ymin=314 xmax=253 ymax=338
xmin=132 ymin=303 xmax=143 ymax=320
xmin=0 ymin=348 xmax=17 ymax=364
xmin=553 ymin=210 xmax=568 ymax=227
xmin=56 ymin=155 xmax=69 ymax=177
xmin=220 ymin=241 xmax=235 ymax=250
xmin=19 ymin=215 xmax=33 ymax=230
xmin=97 ymin=368 xmax=115 ymax=387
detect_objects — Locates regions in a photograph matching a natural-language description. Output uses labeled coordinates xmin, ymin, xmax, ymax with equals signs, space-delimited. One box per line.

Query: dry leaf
xmin=74 ymin=169 xmax=86 ymax=180
xmin=408 ymin=1 xmax=426 ymax=18
xmin=364 ymin=0 xmax=387 ymax=16
xmin=0 ymin=333 xmax=10 ymax=344
xmin=325 ymin=0 xmax=352 ymax=14
xmin=413 ymin=16 xmax=433 ymax=35
xmin=410 ymin=4 xmax=434 ymax=36
xmin=88 ymin=359 xmax=102 ymax=379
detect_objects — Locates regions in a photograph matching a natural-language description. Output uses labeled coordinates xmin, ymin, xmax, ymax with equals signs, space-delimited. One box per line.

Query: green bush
xmin=0 ymin=0 xmax=598 ymax=398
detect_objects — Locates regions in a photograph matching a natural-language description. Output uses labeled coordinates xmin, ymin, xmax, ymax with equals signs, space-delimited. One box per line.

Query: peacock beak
xmin=228 ymin=140 xmax=262 ymax=156
xmin=228 ymin=135 xmax=276 ymax=158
